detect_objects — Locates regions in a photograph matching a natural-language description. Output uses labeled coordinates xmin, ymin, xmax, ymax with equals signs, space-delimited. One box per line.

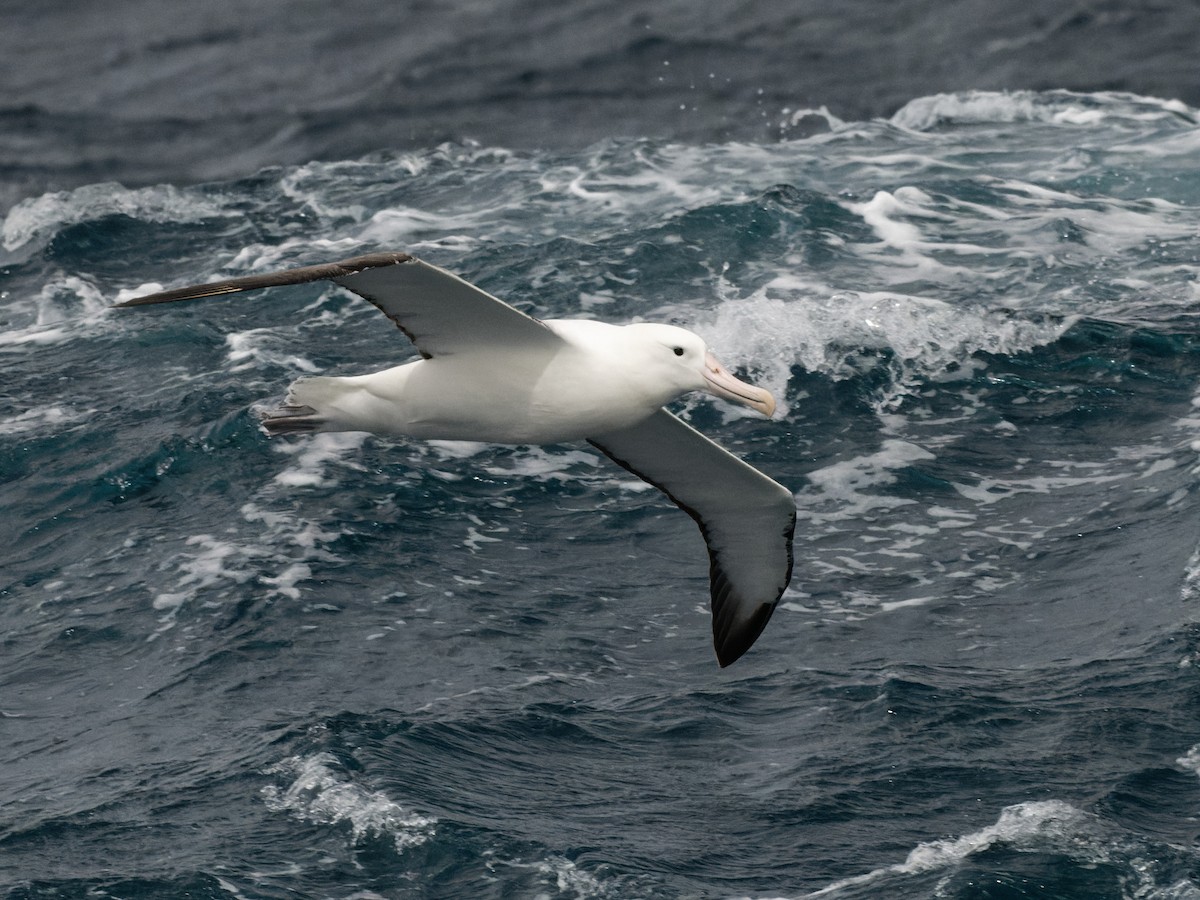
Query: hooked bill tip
xmin=702 ymin=352 xmax=776 ymax=417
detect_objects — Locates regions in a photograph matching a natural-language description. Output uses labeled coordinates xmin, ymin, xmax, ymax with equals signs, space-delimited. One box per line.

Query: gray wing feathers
xmin=331 ymin=257 xmax=561 ymax=358
xmin=589 ymin=409 xmax=796 ymax=667
xmin=114 ymin=251 xmax=562 ymax=360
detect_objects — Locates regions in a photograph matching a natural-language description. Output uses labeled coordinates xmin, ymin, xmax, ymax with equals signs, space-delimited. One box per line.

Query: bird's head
xmin=623 ymin=323 xmax=776 ymax=417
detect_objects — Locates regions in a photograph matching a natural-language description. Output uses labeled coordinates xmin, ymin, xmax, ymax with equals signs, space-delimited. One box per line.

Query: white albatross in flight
xmin=115 ymin=251 xmax=796 ymax=666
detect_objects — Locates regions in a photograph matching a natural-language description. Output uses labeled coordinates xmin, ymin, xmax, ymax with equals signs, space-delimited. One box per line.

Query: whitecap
xmin=696 ymin=274 xmax=1072 ymax=415
xmin=890 ymin=89 xmax=1195 ymax=133
xmin=0 ymin=275 xmax=111 ymax=349
xmin=2 ymin=182 xmax=225 ymax=252
xmin=804 ymin=800 xmax=1099 ymax=898
xmin=1176 ymin=745 xmax=1200 ymax=776
xmin=262 ymin=753 xmax=436 ymax=853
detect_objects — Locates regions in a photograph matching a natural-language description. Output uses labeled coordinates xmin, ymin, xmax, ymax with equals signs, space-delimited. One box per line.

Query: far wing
xmin=589 ymin=408 xmax=796 ymax=667
xmin=115 ymin=251 xmax=564 ymax=360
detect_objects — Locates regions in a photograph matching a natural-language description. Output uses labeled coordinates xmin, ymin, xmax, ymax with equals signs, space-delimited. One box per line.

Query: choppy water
xmin=5 ymin=90 xmax=1200 ymax=898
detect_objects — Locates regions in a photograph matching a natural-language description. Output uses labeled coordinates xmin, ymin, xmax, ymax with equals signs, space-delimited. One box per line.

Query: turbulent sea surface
xmin=5 ymin=90 xmax=1200 ymax=898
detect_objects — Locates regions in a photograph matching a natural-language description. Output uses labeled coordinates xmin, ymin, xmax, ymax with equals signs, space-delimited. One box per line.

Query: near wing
xmin=589 ymin=408 xmax=796 ymax=667
xmin=114 ymin=251 xmax=564 ymax=359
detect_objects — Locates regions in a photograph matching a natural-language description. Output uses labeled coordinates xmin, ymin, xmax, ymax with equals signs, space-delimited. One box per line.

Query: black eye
xmin=672 ymin=346 xmax=684 ymax=357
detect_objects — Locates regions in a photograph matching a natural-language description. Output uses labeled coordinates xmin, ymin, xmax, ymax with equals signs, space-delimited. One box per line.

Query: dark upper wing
xmin=114 ymin=251 xmax=564 ymax=360
xmin=589 ymin=408 xmax=796 ymax=667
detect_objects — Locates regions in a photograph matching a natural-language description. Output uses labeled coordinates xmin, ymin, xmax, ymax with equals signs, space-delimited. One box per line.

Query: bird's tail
xmin=260 ymin=376 xmax=349 ymax=435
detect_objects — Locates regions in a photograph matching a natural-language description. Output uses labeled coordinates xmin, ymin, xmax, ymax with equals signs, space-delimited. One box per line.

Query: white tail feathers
xmin=260 ymin=376 xmax=348 ymax=435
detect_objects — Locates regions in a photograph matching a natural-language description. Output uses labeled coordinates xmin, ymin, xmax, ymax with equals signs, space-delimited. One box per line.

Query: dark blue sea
xmin=6 ymin=4 xmax=1200 ymax=899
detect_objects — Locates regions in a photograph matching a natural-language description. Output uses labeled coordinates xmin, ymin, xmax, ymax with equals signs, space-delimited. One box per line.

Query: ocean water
xmin=4 ymin=89 xmax=1200 ymax=898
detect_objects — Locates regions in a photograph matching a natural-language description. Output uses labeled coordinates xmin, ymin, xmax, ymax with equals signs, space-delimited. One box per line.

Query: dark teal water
xmin=5 ymin=91 xmax=1200 ymax=898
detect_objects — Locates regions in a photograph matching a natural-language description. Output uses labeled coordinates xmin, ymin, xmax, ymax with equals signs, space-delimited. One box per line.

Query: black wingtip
xmin=709 ymin=509 xmax=795 ymax=667
xmin=714 ymin=601 xmax=777 ymax=668
xmin=112 ymin=251 xmax=415 ymax=308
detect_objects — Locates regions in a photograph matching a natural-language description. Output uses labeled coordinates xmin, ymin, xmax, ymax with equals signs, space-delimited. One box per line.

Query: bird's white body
xmin=283 ymin=320 xmax=718 ymax=443
xmin=276 ymin=321 xmax=772 ymax=448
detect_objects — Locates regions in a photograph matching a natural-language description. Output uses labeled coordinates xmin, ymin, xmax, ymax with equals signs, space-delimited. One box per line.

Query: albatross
xmin=115 ymin=252 xmax=796 ymax=666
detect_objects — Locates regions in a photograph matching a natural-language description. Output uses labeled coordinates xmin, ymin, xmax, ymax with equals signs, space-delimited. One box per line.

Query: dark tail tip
xmin=259 ymin=404 xmax=323 ymax=436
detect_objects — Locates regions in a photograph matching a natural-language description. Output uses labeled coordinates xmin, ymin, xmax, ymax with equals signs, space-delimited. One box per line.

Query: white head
xmin=621 ymin=323 xmax=776 ymax=417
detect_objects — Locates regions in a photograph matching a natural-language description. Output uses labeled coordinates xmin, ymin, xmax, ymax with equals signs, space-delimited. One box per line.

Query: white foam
xmin=262 ymin=753 xmax=436 ymax=853
xmin=802 ymin=439 xmax=933 ymax=521
xmin=538 ymin=141 xmax=743 ymax=223
xmin=795 ymin=792 xmax=1200 ymax=900
xmin=277 ymin=163 xmax=369 ymax=222
xmin=994 ymin=179 xmax=1196 ymax=257
xmin=151 ymin=535 xmax=259 ymax=613
xmin=225 ymin=330 xmax=320 ymax=375
xmin=220 ymin=236 xmax=364 ymax=278
xmin=891 ymin=90 xmax=1194 ymax=133
xmin=843 ymin=188 xmax=999 ymax=278
xmin=482 ymin=447 xmax=601 ymax=482
xmin=239 ymin=502 xmax=341 ymax=550
xmin=1183 ymin=546 xmax=1200 ymax=604
xmin=358 ymin=207 xmax=489 ymax=246
xmin=805 ymin=800 xmax=1097 ymax=898
xmin=260 ymin=563 xmax=314 ymax=601
xmin=777 ymin=104 xmax=847 ymax=137
xmin=147 ymin=488 xmax=345 ymax=632
xmin=113 ymin=281 xmax=165 ymax=304
xmin=878 ymin=595 xmax=938 ymax=612
xmin=0 ymin=405 xmax=82 ymax=436
xmin=524 ymin=856 xmax=609 ymax=899
xmin=270 ymin=432 xmax=369 ymax=488
xmin=424 ymin=439 xmax=492 ymax=460
xmin=1176 ymin=745 xmax=1200 ymax=776
xmin=953 ymin=465 xmax=1130 ymax=506
xmin=463 ymin=513 xmax=508 ymax=552
xmin=0 ymin=276 xmax=111 ymax=349
xmin=482 ymin=847 xmax=612 ymax=899
xmin=1145 ymin=881 xmax=1200 ymax=900
xmin=892 ymin=91 xmax=1046 ymax=131
xmin=2 ymin=182 xmax=224 ymax=252
xmin=698 ymin=275 xmax=1072 ymax=415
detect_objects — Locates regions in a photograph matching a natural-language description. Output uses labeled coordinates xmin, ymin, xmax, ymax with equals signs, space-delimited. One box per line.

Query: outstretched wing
xmin=115 ymin=251 xmax=564 ymax=359
xmin=589 ymin=408 xmax=796 ymax=667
